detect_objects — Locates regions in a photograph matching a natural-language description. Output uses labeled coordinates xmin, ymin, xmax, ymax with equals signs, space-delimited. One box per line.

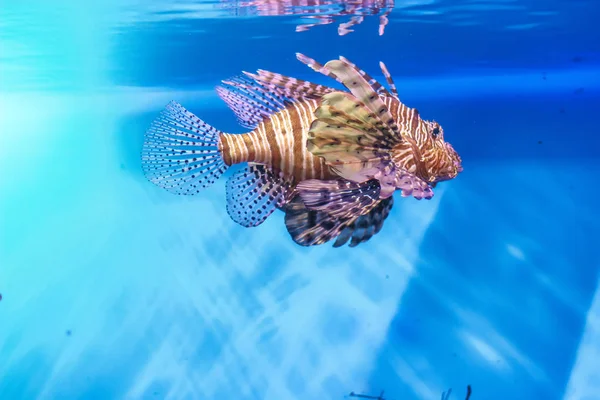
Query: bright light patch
xmin=463 ymin=332 xmax=508 ymax=370
xmin=563 ymin=277 xmax=600 ymax=400
xmin=506 ymin=244 xmax=525 ymax=261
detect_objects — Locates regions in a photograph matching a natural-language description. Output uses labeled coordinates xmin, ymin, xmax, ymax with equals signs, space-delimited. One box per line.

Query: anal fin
xmin=226 ymin=164 xmax=295 ymax=227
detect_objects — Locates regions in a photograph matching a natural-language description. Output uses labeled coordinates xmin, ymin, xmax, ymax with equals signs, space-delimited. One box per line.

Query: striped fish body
xmin=217 ymin=92 xmax=425 ymax=183
xmin=218 ymin=98 xmax=338 ymax=182
xmin=218 ymin=94 xmax=428 ymax=183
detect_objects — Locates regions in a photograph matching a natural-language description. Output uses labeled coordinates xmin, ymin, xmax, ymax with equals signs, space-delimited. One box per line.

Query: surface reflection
xmin=219 ymin=0 xmax=395 ymax=35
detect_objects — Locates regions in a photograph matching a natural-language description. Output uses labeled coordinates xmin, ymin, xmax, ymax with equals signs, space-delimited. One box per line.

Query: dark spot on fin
xmin=379 ymin=61 xmax=399 ymax=98
xmin=307 ymin=91 xmax=399 ymax=182
xmin=226 ymin=163 xmax=295 ymax=228
xmin=323 ymin=58 xmax=401 ymax=137
xmin=141 ymin=101 xmax=228 ymax=195
xmin=216 ymin=76 xmax=286 ymax=130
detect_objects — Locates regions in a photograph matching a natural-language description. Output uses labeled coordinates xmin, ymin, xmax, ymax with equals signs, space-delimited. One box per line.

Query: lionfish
xmin=141 ymin=54 xmax=463 ymax=247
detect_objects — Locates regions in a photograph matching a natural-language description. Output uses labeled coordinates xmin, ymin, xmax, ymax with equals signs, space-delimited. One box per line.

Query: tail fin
xmin=141 ymin=101 xmax=228 ymax=195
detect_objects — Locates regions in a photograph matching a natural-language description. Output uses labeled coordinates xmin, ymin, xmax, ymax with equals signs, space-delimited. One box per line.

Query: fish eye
xmin=432 ymin=126 xmax=440 ymax=136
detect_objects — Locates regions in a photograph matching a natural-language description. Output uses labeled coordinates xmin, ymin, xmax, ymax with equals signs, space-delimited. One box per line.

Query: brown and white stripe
xmin=219 ymin=86 xmax=456 ymax=186
xmin=379 ymin=96 xmax=422 ymax=175
xmin=383 ymin=96 xmax=452 ymax=182
xmin=218 ymin=98 xmax=338 ymax=182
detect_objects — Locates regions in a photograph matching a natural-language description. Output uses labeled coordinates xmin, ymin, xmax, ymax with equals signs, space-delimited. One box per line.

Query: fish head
xmin=422 ymin=121 xmax=463 ymax=183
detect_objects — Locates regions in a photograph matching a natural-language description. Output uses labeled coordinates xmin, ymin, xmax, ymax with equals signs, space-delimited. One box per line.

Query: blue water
xmin=1 ymin=1 xmax=599 ymax=399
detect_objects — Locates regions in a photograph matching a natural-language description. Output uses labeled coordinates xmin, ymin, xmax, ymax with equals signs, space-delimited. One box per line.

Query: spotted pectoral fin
xmin=226 ymin=163 xmax=295 ymax=227
xmin=339 ymin=56 xmax=391 ymax=97
xmin=310 ymin=91 xmax=400 ymax=150
xmin=295 ymin=178 xmax=381 ymax=219
xmin=395 ymin=169 xmax=434 ymax=200
xmin=323 ymin=58 xmax=402 ymax=140
xmin=308 ymin=120 xmax=390 ymax=182
xmin=283 ymin=194 xmax=393 ymax=248
xmin=307 ymin=91 xmax=397 ymax=181
xmin=313 ymin=93 xmax=395 ymax=145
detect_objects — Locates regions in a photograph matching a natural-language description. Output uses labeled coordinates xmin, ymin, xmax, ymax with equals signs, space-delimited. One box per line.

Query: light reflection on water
xmin=1 ymin=1 xmax=599 ymax=399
